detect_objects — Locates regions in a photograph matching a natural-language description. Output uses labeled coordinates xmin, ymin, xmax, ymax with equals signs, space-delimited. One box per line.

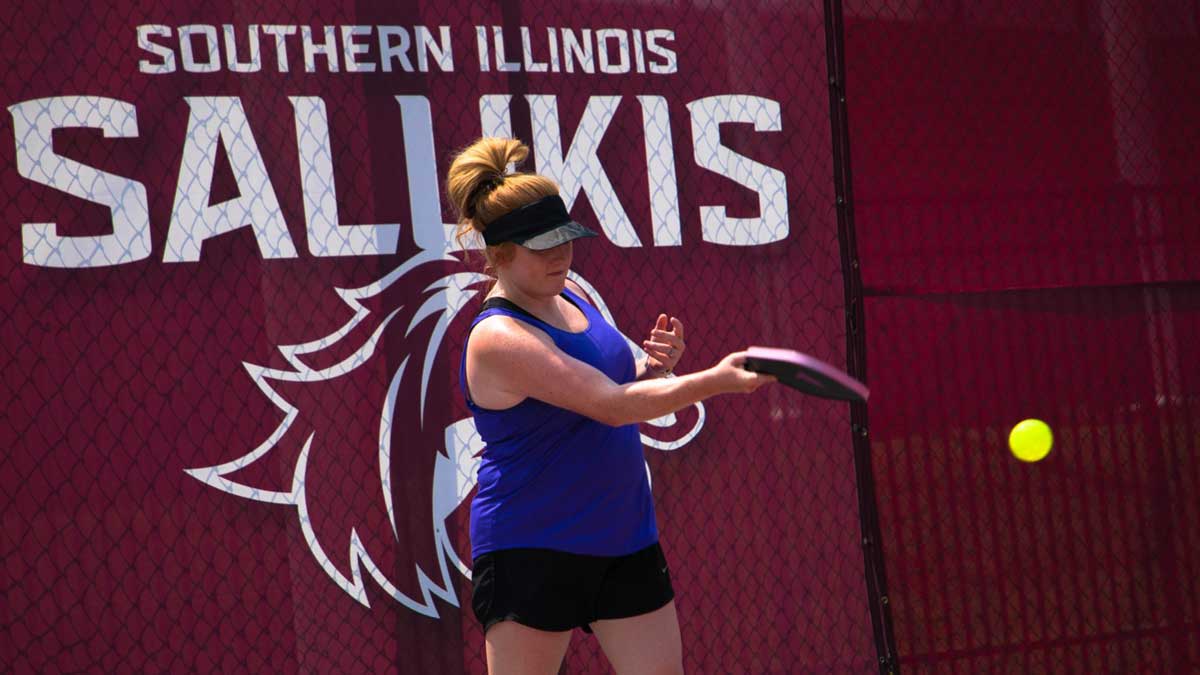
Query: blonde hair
xmin=445 ymin=138 xmax=560 ymax=269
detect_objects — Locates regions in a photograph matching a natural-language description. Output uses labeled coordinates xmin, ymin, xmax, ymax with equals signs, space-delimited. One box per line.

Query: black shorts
xmin=470 ymin=542 xmax=674 ymax=634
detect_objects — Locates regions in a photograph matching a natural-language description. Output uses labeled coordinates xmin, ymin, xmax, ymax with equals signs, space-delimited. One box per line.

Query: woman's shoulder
xmin=469 ymin=311 xmax=555 ymax=356
xmin=563 ymin=278 xmax=598 ymax=309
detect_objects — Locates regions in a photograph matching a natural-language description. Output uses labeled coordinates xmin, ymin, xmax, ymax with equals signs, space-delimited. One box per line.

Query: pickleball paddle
xmin=743 ymin=346 xmax=869 ymax=402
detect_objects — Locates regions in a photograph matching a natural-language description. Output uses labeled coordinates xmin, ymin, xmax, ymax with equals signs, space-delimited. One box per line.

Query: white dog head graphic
xmin=186 ymin=250 xmax=705 ymax=616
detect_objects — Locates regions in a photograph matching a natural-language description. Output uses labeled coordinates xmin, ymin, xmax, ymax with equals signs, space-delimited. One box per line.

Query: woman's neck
xmin=491 ymin=279 xmax=560 ymax=316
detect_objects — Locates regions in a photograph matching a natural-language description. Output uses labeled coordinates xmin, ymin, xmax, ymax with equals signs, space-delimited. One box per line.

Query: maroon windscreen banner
xmin=1 ymin=2 xmax=878 ymax=673
xmin=844 ymin=1 xmax=1200 ymax=671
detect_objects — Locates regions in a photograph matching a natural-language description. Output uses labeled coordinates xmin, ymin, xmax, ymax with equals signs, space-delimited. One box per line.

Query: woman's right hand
xmin=709 ymin=351 xmax=776 ymax=393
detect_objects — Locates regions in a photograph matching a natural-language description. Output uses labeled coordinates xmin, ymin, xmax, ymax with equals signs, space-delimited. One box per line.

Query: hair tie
xmin=466 ymin=175 xmax=506 ymax=218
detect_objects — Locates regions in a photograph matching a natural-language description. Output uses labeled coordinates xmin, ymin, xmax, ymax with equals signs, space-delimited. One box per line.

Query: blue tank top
xmin=460 ymin=287 xmax=658 ymax=559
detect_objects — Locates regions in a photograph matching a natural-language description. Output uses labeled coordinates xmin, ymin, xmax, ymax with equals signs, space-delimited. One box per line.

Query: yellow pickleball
xmin=1009 ymin=419 xmax=1053 ymax=462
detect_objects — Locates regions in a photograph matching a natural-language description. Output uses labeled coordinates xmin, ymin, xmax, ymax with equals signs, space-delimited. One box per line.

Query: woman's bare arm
xmin=467 ymin=316 xmax=771 ymax=427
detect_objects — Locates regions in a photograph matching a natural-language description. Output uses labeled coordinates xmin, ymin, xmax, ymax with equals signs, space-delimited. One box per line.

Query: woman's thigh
xmin=484 ymin=621 xmax=573 ymax=675
xmin=589 ymin=600 xmax=683 ymax=675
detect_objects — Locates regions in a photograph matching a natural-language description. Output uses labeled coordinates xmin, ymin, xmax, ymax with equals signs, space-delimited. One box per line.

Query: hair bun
xmin=446 ymin=138 xmax=528 ymax=219
xmin=446 ymin=137 xmax=560 ymax=249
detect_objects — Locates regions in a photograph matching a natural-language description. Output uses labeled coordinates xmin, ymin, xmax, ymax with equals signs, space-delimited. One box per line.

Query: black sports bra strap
xmin=480 ymin=296 xmax=540 ymax=322
xmin=479 ymin=292 xmax=585 ymax=322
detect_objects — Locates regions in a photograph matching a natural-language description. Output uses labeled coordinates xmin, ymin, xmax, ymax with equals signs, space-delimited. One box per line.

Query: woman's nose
xmin=544 ymin=242 xmax=572 ymax=260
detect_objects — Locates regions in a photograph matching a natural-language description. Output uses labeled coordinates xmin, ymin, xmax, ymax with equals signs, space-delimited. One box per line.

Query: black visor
xmin=482 ymin=195 xmax=598 ymax=250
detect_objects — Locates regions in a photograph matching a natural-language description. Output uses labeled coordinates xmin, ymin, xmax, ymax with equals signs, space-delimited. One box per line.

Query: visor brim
xmin=514 ymin=221 xmax=598 ymax=250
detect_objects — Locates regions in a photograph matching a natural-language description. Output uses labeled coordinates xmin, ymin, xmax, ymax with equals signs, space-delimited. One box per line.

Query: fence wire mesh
xmin=2 ymin=1 xmax=878 ymax=673
xmin=9 ymin=1 xmax=1197 ymax=673
xmin=844 ymin=0 xmax=1200 ymax=671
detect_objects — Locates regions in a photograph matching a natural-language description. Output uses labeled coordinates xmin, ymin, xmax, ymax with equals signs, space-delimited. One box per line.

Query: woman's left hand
xmin=642 ymin=314 xmax=686 ymax=376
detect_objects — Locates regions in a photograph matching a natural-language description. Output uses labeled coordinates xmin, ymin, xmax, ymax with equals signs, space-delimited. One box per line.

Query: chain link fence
xmin=2 ymin=1 xmax=879 ymax=672
xmin=844 ymin=0 xmax=1200 ymax=670
xmin=9 ymin=1 xmax=1194 ymax=673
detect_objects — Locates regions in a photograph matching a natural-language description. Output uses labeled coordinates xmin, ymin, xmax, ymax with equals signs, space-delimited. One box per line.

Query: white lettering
xmin=165 ymin=97 xmax=296 ymax=262
xmin=474 ymin=26 xmax=489 ymax=72
xmin=379 ymin=26 xmax=413 ymax=72
xmin=520 ymin=27 xmax=548 ymax=73
xmin=687 ymin=95 xmax=788 ymax=245
xmin=638 ymin=96 xmax=681 ymax=246
xmin=179 ymin=24 xmax=220 ymax=73
xmin=395 ymin=96 xmax=458 ymax=252
xmin=546 ymin=27 xmax=561 ymax=73
xmin=137 ymin=25 xmax=176 ymax=74
xmin=223 ymin=24 xmax=262 ymax=73
xmin=479 ymin=95 xmax=513 ymax=138
xmin=646 ymin=30 xmax=677 ymax=74
xmin=301 ymin=26 xmax=339 ymax=72
xmin=415 ymin=26 xmax=453 ymax=72
xmin=529 ymin=95 xmax=641 ymax=247
xmin=596 ymin=29 xmax=630 ymax=74
xmin=478 ymin=95 xmax=515 ymax=179
xmin=290 ymin=97 xmax=398 ymax=256
xmin=632 ymin=29 xmax=646 ymax=74
xmin=261 ymin=25 xmax=296 ymax=72
xmin=561 ymin=28 xmax=594 ymax=74
xmin=9 ymin=96 xmax=151 ymax=268
xmin=491 ymin=27 xmax=520 ymax=72
xmin=341 ymin=25 xmax=375 ymax=72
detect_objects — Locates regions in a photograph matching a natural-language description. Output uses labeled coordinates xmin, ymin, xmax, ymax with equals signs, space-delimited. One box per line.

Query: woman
xmin=448 ymin=137 xmax=773 ymax=674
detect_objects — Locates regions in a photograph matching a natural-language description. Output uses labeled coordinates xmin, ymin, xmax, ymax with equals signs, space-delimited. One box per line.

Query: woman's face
xmin=495 ymin=240 xmax=574 ymax=297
